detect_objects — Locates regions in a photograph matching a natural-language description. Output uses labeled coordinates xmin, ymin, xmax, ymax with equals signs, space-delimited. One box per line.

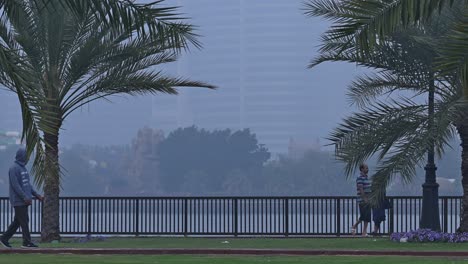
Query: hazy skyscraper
xmin=152 ymin=0 xmax=326 ymax=153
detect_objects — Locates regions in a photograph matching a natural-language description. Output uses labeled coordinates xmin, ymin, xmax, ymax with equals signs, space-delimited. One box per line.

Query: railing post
xmin=443 ymin=198 xmax=448 ymax=233
xmin=389 ymin=198 xmax=394 ymax=235
xmin=135 ymin=198 xmax=140 ymax=237
xmin=184 ymin=198 xmax=188 ymax=237
xmin=284 ymin=198 xmax=289 ymax=237
xmin=87 ymin=198 xmax=92 ymax=236
xmin=336 ymin=198 xmax=341 ymax=236
xmin=234 ymin=198 xmax=238 ymax=237
xmin=40 ymin=198 xmax=44 ymax=234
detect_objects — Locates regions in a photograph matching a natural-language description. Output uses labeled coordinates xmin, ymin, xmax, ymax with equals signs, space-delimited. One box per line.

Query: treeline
xmin=0 ymin=127 xmax=462 ymax=196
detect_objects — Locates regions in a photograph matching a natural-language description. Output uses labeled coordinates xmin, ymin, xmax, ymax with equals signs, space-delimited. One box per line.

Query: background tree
xmin=60 ymin=144 xmax=128 ymax=195
xmin=158 ymin=126 xmax=270 ymax=194
xmin=261 ymin=150 xmax=354 ymax=196
xmin=2 ymin=135 xmax=461 ymax=197
xmin=222 ymin=169 xmax=253 ymax=195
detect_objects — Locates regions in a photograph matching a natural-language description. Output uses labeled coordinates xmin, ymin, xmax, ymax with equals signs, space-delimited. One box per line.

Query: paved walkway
xmin=0 ymin=248 xmax=467 ymax=256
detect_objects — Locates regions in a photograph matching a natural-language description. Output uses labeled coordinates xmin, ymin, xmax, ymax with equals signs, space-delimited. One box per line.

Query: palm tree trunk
xmin=457 ymin=119 xmax=468 ymax=232
xmin=41 ymin=131 xmax=61 ymax=242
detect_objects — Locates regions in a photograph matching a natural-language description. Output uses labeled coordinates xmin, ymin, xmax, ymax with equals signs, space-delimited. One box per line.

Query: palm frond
xmin=330 ymin=87 xmax=458 ymax=193
xmin=63 ymin=0 xmax=201 ymax=49
xmin=0 ymin=48 xmax=58 ymax=186
xmin=329 ymin=99 xmax=427 ymax=176
xmin=62 ymin=74 xmax=214 ymax=119
xmin=304 ymin=0 xmax=456 ymax=52
xmin=438 ymin=12 xmax=468 ymax=99
xmin=347 ymin=72 xmax=428 ymax=108
xmin=369 ymin=106 xmax=456 ymax=202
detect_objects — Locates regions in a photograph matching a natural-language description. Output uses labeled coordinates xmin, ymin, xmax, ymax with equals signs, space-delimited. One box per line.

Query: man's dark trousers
xmin=2 ymin=205 xmax=31 ymax=245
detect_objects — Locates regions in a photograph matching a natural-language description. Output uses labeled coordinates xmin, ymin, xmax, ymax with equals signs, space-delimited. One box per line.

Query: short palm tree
xmin=305 ymin=0 xmax=468 ymax=231
xmin=0 ymin=0 xmax=214 ymax=241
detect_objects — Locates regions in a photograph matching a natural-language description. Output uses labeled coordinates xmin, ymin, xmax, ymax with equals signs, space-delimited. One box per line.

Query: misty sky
xmin=0 ymin=0 xmax=362 ymax=153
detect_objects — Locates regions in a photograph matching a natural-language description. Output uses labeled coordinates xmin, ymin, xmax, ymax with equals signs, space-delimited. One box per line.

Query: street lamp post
xmin=420 ymin=76 xmax=441 ymax=230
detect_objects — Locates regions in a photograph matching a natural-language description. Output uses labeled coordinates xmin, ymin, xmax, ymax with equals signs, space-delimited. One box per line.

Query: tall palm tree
xmin=312 ymin=31 xmax=454 ymax=180
xmin=305 ymin=0 xmax=468 ymax=231
xmin=0 ymin=1 xmax=214 ymax=241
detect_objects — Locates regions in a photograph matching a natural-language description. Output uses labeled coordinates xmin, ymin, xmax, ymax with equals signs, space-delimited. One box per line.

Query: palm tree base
xmin=458 ymin=182 xmax=468 ymax=233
xmin=40 ymin=232 xmax=61 ymax=243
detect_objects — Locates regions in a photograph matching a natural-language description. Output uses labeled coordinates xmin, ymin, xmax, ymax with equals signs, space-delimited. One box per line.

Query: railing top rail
xmin=0 ymin=195 xmax=459 ymax=199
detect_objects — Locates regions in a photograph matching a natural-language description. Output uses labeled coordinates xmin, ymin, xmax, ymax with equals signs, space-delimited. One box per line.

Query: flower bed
xmin=390 ymin=229 xmax=468 ymax=243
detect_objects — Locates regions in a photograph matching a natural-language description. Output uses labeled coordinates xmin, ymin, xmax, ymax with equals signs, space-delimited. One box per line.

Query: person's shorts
xmin=359 ymin=203 xmax=371 ymax=222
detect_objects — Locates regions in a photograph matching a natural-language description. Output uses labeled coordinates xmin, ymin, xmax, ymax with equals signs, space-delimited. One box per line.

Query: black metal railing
xmin=0 ymin=196 xmax=461 ymax=236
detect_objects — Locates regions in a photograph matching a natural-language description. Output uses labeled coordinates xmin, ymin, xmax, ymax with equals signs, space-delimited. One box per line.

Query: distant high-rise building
xmin=152 ymin=0 xmax=321 ymax=153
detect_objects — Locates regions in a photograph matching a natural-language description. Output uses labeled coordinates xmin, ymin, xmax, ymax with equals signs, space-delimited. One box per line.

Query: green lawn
xmin=0 ymin=255 xmax=464 ymax=264
xmin=8 ymin=237 xmax=468 ymax=251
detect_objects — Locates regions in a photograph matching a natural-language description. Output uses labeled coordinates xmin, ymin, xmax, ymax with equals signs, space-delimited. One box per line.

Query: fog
xmin=0 ymin=0 xmax=360 ymax=152
xmin=0 ymin=0 xmax=461 ymax=196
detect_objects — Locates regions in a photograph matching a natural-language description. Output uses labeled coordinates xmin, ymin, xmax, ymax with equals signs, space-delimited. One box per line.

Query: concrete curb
xmin=0 ymin=248 xmax=467 ymax=257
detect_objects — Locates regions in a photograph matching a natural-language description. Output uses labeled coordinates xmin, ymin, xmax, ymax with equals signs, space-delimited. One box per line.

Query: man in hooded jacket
xmin=0 ymin=147 xmax=43 ymax=248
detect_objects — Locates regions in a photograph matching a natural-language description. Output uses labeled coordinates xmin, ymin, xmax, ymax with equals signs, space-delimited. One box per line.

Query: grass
xmin=4 ymin=237 xmax=467 ymax=263
xmin=7 ymin=237 xmax=468 ymax=251
xmin=0 ymin=255 xmax=465 ymax=264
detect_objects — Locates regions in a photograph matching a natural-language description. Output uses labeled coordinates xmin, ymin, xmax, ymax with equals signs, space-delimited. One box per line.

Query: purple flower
xmin=390 ymin=229 xmax=468 ymax=243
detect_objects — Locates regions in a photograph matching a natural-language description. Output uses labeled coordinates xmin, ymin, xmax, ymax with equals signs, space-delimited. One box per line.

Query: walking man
xmin=1 ymin=147 xmax=43 ymax=248
xmin=351 ymin=163 xmax=371 ymax=237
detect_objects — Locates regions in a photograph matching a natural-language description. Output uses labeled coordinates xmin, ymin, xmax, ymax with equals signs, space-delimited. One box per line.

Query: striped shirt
xmin=356 ymin=173 xmax=371 ymax=203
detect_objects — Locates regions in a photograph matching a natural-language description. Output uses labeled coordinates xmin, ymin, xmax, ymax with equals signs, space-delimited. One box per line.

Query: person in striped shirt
xmin=351 ymin=163 xmax=371 ymax=236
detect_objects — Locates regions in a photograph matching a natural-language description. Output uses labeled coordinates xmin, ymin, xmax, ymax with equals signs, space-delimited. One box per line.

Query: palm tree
xmin=313 ymin=34 xmax=455 ymax=173
xmin=0 ymin=1 xmax=214 ymax=241
xmin=305 ymin=0 xmax=468 ymax=231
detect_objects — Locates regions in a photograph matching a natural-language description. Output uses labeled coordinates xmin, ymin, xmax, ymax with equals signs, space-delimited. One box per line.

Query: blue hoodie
xmin=8 ymin=148 xmax=38 ymax=206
